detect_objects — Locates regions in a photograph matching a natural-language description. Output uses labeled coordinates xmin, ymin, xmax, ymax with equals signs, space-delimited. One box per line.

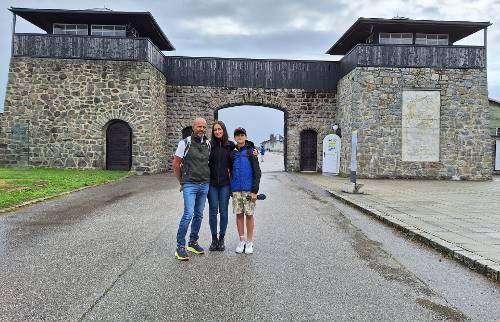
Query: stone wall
xmin=2 ymin=56 xmax=491 ymax=180
xmin=337 ymin=66 xmax=492 ymax=180
xmin=0 ymin=57 xmax=167 ymax=174
xmin=165 ymin=86 xmax=337 ymax=172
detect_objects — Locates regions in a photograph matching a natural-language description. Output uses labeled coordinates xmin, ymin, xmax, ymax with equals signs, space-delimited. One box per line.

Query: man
xmin=173 ymin=117 xmax=211 ymax=261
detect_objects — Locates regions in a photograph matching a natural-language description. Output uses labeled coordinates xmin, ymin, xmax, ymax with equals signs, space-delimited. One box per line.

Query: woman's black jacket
xmin=208 ymin=139 xmax=235 ymax=187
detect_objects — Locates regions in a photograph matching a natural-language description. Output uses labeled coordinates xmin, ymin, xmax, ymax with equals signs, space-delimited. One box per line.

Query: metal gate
xmin=300 ymin=130 xmax=317 ymax=171
xmin=106 ymin=121 xmax=132 ymax=171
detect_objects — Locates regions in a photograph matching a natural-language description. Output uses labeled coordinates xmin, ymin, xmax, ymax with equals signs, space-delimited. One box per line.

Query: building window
xmin=91 ymin=25 xmax=127 ymax=37
xmin=53 ymin=24 xmax=88 ymax=35
xmin=415 ymin=33 xmax=449 ymax=45
xmin=379 ymin=33 xmax=413 ymax=45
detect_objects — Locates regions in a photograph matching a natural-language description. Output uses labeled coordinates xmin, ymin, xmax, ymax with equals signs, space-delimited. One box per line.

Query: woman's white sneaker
xmin=235 ymin=241 xmax=246 ymax=254
xmin=245 ymin=242 xmax=253 ymax=254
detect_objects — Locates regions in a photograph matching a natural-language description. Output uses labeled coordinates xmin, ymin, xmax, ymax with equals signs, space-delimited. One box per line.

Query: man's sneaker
xmin=187 ymin=241 xmax=205 ymax=255
xmin=235 ymin=241 xmax=246 ymax=254
xmin=209 ymin=238 xmax=219 ymax=251
xmin=175 ymin=246 xmax=189 ymax=261
xmin=217 ymin=236 xmax=226 ymax=251
xmin=245 ymin=242 xmax=254 ymax=254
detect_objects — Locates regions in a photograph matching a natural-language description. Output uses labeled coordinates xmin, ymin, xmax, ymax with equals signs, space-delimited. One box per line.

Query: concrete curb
xmin=0 ymin=174 xmax=133 ymax=215
xmin=326 ymin=189 xmax=500 ymax=283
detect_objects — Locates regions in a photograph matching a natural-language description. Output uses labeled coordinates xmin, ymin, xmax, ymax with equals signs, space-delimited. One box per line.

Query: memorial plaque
xmin=402 ymin=91 xmax=440 ymax=162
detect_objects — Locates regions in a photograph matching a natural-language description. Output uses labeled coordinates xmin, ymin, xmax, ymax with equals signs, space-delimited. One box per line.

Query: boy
xmin=230 ymin=127 xmax=261 ymax=254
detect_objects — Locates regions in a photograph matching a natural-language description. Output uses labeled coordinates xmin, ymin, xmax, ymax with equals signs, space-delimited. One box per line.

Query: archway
xmin=215 ymin=104 xmax=287 ymax=172
xmin=106 ymin=120 xmax=132 ymax=171
xmin=300 ymin=130 xmax=317 ymax=171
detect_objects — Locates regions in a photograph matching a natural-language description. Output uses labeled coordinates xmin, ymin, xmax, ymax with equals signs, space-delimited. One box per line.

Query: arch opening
xmin=215 ymin=104 xmax=286 ymax=172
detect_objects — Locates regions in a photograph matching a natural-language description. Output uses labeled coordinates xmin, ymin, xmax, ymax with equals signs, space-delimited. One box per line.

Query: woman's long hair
xmin=211 ymin=120 xmax=229 ymax=146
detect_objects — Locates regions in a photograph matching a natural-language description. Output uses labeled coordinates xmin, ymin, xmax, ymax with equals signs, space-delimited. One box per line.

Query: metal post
xmin=484 ymin=27 xmax=487 ymax=69
xmin=11 ymin=12 xmax=16 ymax=56
xmin=350 ymin=130 xmax=358 ymax=184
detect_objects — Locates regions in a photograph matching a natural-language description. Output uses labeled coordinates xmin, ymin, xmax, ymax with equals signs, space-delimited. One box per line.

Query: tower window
xmin=379 ymin=33 xmax=413 ymax=45
xmin=53 ymin=24 xmax=88 ymax=35
xmin=415 ymin=34 xmax=449 ymax=45
xmin=91 ymin=25 xmax=126 ymax=37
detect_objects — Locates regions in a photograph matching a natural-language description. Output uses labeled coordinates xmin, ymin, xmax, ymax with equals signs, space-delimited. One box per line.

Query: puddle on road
xmin=416 ymin=298 xmax=469 ymax=321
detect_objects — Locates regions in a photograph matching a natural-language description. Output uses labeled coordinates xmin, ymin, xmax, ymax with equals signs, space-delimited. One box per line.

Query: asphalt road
xmin=0 ymin=172 xmax=499 ymax=321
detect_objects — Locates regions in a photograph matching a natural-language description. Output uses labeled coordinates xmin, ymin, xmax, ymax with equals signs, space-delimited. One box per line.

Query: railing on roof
xmin=12 ymin=33 xmax=166 ymax=74
xmin=340 ymin=43 xmax=486 ymax=78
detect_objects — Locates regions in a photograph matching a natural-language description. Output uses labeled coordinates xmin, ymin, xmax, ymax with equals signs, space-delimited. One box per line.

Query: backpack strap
xmin=182 ymin=136 xmax=191 ymax=159
xmin=182 ymin=135 xmax=211 ymax=159
xmin=206 ymin=138 xmax=211 ymax=153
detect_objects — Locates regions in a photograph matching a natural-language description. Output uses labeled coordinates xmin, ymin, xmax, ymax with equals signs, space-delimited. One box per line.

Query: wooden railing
xmin=340 ymin=44 xmax=486 ymax=77
xmin=12 ymin=33 xmax=166 ymax=74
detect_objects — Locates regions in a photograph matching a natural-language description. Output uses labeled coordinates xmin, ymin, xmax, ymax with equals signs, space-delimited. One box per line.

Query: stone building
xmin=260 ymin=134 xmax=284 ymax=153
xmin=0 ymin=8 xmax=493 ymax=180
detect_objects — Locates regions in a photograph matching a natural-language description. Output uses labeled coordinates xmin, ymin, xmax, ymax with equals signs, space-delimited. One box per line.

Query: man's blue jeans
xmin=207 ymin=184 xmax=231 ymax=238
xmin=176 ymin=182 xmax=209 ymax=247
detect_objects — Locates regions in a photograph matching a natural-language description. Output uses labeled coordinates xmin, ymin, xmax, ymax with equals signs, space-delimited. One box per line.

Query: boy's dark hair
xmin=211 ymin=120 xmax=229 ymax=146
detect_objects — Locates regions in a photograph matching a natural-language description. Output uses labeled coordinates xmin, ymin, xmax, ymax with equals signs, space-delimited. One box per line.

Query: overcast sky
xmin=1 ymin=0 xmax=499 ymax=142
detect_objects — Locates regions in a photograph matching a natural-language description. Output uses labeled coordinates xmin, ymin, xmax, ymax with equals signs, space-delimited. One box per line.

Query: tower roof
xmin=327 ymin=17 xmax=491 ymax=55
xmin=9 ymin=7 xmax=175 ymax=51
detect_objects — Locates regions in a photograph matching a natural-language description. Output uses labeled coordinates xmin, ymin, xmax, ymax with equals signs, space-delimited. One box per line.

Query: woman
xmin=208 ymin=121 xmax=259 ymax=251
xmin=207 ymin=121 xmax=234 ymax=251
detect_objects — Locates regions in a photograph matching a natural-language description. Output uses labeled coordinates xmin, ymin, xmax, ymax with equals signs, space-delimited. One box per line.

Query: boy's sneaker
xmin=175 ymin=246 xmax=189 ymax=261
xmin=187 ymin=241 xmax=205 ymax=255
xmin=235 ymin=241 xmax=246 ymax=254
xmin=245 ymin=242 xmax=254 ymax=254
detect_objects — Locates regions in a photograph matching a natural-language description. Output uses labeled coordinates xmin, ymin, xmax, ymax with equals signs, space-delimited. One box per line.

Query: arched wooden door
xmin=106 ymin=121 xmax=132 ymax=171
xmin=300 ymin=130 xmax=317 ymax=171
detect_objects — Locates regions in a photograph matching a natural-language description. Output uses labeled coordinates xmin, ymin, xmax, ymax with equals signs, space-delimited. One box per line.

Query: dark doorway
xmin=300 ymin=130 xmax=317 ymax=171
xmin=106 ymin=120 xmax=132 ymax=171
xmin=182 ymin=126 xmax=192 ymax=139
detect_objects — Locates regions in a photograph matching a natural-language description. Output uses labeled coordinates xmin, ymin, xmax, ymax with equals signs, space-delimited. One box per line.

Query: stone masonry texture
xmin=0 ymin=57 xmax=167 ymax=174
xmin=0 ymin=57 xmax=492 ymax=180
xmin=165 ymin=86 xmax=337 ymax=172
xmin=337 ymin=67 xmax=492 ymax=180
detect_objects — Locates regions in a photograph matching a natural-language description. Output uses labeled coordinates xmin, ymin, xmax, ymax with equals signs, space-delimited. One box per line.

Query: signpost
xmin=350 ymin=130 xmax=357 ymax=184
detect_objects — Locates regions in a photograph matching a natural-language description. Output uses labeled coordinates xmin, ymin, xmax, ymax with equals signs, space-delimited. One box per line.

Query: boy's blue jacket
xmin=230 ymin=140 xmax=261 ymax=193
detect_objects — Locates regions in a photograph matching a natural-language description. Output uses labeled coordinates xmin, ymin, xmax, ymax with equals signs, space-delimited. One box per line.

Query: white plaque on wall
xmin=402 ymin=90 xmax=440 ymax=162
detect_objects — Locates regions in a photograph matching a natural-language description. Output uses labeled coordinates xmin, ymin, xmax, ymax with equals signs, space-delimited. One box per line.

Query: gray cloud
xmin=1 ymin=0 xmax=499 ymax=113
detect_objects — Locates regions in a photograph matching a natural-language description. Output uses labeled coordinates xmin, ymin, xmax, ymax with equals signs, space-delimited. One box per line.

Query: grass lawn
xmin=0 ymin=168 xmax=131 ymax=210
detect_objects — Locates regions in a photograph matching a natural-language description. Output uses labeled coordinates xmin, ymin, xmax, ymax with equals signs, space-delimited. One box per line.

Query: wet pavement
xmin=300 ymin=174 xmax=500 ymax=276
xmin=0 ymin=171 xmax=499 ymax=321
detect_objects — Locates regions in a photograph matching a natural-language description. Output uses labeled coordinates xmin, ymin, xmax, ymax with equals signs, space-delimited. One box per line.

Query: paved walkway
xmin=2 ymin=173 xmax=500 ymax=321
xmin=259 ymin=151 xmax=285 ymax=172
xmin=300 ymin=174 xmax=500 ymax=280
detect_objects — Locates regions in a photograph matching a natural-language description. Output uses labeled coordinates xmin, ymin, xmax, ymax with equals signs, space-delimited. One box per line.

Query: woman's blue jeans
xmin=207 ymin=184 xmax=231 ymax=237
